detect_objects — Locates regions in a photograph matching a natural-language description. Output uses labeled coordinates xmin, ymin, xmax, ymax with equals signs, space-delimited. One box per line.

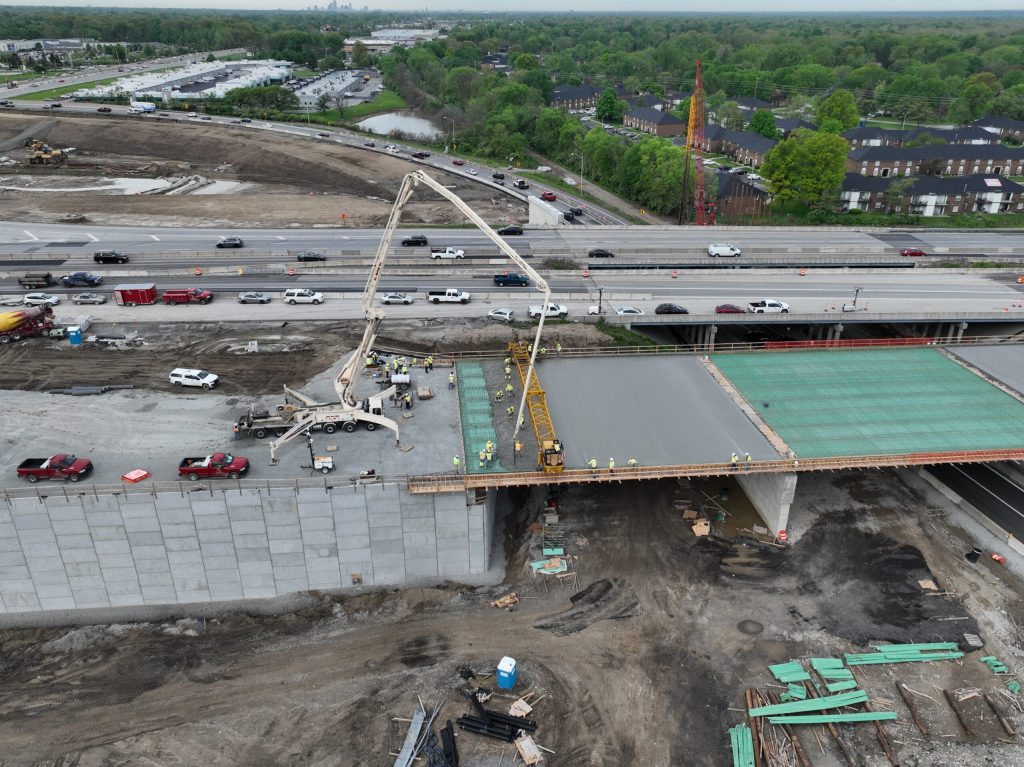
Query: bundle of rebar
xmin=456 ymin=708 xmax=538 ymax=743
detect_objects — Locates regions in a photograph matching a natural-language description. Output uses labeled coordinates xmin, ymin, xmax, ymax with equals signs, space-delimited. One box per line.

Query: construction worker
xmin=744 ymin=452 xmax=752 ymax=463
xmin=392 ymin=358 xmax=399 ymax=372
xmin=504 ymin=356 xmax=512 ymax=367
xmin=506 ymin=405 xmax=515 ymax=419
xmin=528 ymin=343 xmax=533 ymax=354
xmin=514 ymin=440 xmax=522 ymax=466
xmin=453 ymin=454 xmax=461 ymax=471
xmin=448 ymin=371 xmax=456 ymax=390
xmin=539 ymin=346 xmax=547 ymax=357
xmin=426 ymin=355 xmax=434 ymax=372
xmin=411 ymin=356 xmax=418 ymax=369
xmin=479 ymin=449 xmax=486 ymax=469
xmin=486 ymin=439 xmax=494 ymax=454
xmin=519 ymin=415 xmax=526 ymax=429
xmin=495 ymin=389 xmax=503 ymax=402
xmin=404 ymin=393 xmax=412 ymax=410
xmin=505 ymin=382 xmax=513 ymax=397
xmin=730 ymin=452 xmax=739 ymax=469
xmin=485 ymin=447 xmax=493 ymax=465
xmin=555 ymin=342 xmax=562 ymax=355
xmin=505 ymin=365 xmax=512 ymax=380
xmin=365 ymin=354 xmax=374 ymax=367
xmin=627 ymin=457 xmax=638 ymax=468
xmin=400 ymin=364 xmax=408 ymax=375
xmin=232 ymin=423 xmax=240 ymax=440
xmin=608 ymin=457 xmax=615 ymax=472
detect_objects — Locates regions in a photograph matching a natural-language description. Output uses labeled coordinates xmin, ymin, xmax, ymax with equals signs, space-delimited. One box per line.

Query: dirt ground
xmin=0 ymin=113 xmax=527 ymax=228
xmin=0 ymin=469 xmax=1022 ymax=766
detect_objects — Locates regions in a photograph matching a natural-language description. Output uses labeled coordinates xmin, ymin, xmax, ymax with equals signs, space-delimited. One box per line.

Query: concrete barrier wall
xmin=0 ymin=483 xmax=490 ymax=616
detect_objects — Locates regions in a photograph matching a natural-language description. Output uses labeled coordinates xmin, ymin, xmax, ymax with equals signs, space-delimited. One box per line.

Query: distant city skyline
xmin=1 ymin=0 xmax=1023 ymax=11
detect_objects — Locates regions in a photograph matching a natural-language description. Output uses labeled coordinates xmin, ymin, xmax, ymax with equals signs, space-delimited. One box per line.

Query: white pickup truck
xmin=528 ymin=303 xmax=569 ymax=319
xmin=430 ymin=247 xmax=465 ymax=259
xmin=427 ymin=289 xmax=471 ymax=304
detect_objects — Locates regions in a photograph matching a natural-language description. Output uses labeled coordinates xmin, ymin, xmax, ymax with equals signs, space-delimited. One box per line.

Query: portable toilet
xmin=497 ymin=656 xmax=517 ymax=690
xmin=68 ymin=326 xmax=82 ymax=347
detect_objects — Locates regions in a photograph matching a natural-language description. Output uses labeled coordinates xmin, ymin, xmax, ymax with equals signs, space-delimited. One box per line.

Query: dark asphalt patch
xmin=534 ymin=578 xmax=641 ymax=637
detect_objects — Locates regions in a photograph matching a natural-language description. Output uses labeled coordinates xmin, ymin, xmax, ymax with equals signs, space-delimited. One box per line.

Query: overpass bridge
xmin=429 ymin=341 xmax=1024 ymax=539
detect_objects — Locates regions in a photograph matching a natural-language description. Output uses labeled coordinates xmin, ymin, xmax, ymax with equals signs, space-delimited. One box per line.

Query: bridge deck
xmin=951 ymin=345 xmax=1024 ymax=397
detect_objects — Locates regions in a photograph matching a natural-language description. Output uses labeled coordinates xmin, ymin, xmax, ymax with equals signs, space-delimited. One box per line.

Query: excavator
xmin=25 ymin=138 xmax=67 ymax=165
xmin=268 ymin=170 xmax=556 ymax=464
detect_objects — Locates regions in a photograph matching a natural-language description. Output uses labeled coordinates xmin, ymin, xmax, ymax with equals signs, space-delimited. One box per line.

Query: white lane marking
xmin=150 ymin=235 xmax=160 ymax=241
xmin=87 ymin=233 xmax=98 ymax=242
xmin=22 ymin=230 xmax=39 ymax=241
xmin=276 ymin=236 xmax=286 ymax=240
xmin=947 ymin=464 xmax=1024 ymax=522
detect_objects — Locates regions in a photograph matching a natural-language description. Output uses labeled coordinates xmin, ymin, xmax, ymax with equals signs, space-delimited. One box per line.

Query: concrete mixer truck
xmin=0 ymin=305 xmax=55 ymax=344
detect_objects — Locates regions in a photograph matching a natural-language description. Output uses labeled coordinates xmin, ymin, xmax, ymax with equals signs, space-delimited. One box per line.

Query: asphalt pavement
xmin=928 ymin=463 xmax=1024 ymax=541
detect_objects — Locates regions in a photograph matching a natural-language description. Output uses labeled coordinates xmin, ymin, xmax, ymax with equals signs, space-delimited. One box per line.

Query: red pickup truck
xmin=17 ymin=454 xmax=94 ymax=483
xmin=178 ymin=452 xmax=250 ymax=481
xmin=162 ymin=288 xmax=213 ymax=305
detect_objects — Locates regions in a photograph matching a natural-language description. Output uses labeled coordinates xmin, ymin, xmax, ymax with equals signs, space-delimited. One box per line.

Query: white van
xmin=283 ymin=288 xmax=325 ymax=305
xmin=169 ymin=368 xmax=219 ymax=389
xmin=707 ymin=243 xmax=742 ymax=257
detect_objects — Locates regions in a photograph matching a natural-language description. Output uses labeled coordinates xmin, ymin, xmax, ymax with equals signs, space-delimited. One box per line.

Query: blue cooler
xmin=497 ymin=656 xmax=517 ymax=690
xmin=68 ymin=326 xmax=82 ymax=347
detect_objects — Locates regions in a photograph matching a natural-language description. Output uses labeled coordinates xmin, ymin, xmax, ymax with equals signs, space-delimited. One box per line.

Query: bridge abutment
xmin=735 ymin=471 xmax=797 ymax=536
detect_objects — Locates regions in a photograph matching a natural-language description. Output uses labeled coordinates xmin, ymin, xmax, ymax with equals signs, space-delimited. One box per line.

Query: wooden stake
xmin=984 ymin=693 xmax=1016 ymax=737
xmin=801 ymin=681 xmax=857 ymax=767
xmin=745 ymin=689 xmax=763 ymax=767
xmin=849 ymin=669 xmax=898 ymax=766
xmin=765 ymin=689 xmax=812 ymax=767
xmin=943 ymin=689 xmax=976 ymax=738
xmin=896 ymin=682 xmax=930 ymax=736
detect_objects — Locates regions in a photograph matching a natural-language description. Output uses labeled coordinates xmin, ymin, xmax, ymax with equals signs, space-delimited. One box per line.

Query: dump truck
xmin=178 ymin=452 xmax=250 ymax=481
xmin=18 ymin=272 xmax=53 ymax=289
xmin=0 ymin=305 xmax=55 ymax=344
xmin=17 ymin=454 xmax=94 ymax=483
xmin=113 ymin=283 xmax=157 ymax=307
xmin=162 ymin=288 xmax=213 ymax=305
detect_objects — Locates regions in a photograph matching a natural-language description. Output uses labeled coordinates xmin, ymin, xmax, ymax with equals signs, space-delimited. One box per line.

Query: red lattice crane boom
xmin=681 ymin=59 xmax=714 ymax=225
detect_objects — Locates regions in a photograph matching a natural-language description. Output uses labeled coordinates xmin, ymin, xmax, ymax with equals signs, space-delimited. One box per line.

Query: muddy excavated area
xmin=0 ymin=113 xmax=526 ymax=228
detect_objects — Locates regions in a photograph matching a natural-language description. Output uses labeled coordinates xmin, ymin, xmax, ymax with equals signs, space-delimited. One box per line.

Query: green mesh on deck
xmin=711 ymin=348 xmax=1024 ymax=459
xmin=456 ymin=361 xmax=508 ymax=473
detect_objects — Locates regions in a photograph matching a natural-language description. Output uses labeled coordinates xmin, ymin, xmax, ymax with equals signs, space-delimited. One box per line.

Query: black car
xmin=492 ymin=172 xmax=505 ymax=180
xmin=217 ymin=237 xmax=245 ymax=249
xmin=563 ymin=211 xmax=575 ymax=221
xmin=364 ymin=141 xmax=376 ymax=147
xmin=569 ymin=206 xmax=583 ymax=216
xmin=497 ymin=225 xmax=523 ymax=236
xmin=94 ymin=250 xmax=129 ymax=264
xmin=655 ymin=303 xmax=689 ymax=315
xmin=317 ymin=132 xmax=330 ymax=138
xmin=401 ymin=235 xmax=428 ymax=246
xmin=296 ymin=251 xmax=326 ymax=262
xmin=411 ymin=151 xmax=431 ymax=159
xmin=240 ymin=118 xmax=252 ymax=123
xmin=587 ymin=248 xmax=615 ymax=258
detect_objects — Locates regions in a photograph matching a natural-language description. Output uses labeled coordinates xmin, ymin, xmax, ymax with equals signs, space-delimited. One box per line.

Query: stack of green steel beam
xmin=845 ymin=642 xmax=963 ymax=665
xmin=748 ymin=689 xmax=869 ymax=717
xmin=729 ymin=723 xmax=755 ymax=767
xmin=769 ymin=661 xmax=810 ymax=684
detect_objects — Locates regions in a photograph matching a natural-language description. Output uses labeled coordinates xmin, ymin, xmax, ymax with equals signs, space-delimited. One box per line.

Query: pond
xmin=355 ymin=110 xmax=443 ymax=139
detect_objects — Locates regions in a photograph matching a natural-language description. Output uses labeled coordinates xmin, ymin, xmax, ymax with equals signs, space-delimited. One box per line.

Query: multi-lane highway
xmin=928 ymin=463 xmax=1024 ymax=542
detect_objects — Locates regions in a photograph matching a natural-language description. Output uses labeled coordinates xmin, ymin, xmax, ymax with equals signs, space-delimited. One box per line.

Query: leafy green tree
xmin=512 ymin=53 xmax=539 ymax=70
xmin=816 ymin=89 xmax=859 ymax=131
xmin=904 ymin=132 xmax=946 ymax=148
xmin=351 ymin=41 xmax=372 ymax=68
xmin=595 ymin=88 xmax=626 ymax=122
xmin=949 ymin=81 xmax=996 ymax=124
xmin=443 ymin=66 xmax=478 ymax=106
xmin=991 ymin=85 xmax=1024 ymax=121
xmin=715 ymin=101 xmax=744 ymax=130
xmin=762 ymin=129 xmax=848 ymax=209
xmin=818 ymin=118 xmax=843 ymax=134
xmin=747 ymin=110 xmax=780 ymax=139
xmin=883 ymin=177 xmax=915 ymax=214
xmin=316 ymin=94 xmax=330 ymax=113
xmin=223 ymin=86 xmax=299 ymax=113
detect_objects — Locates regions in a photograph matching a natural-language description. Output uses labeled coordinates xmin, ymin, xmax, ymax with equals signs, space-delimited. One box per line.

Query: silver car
xmin=487 ymin=308 xmax=515 ymax=323
xmin=380 ymin=292 xmax=414 ymax=305
xmin=23 ymin=293 xmax=61 ymax=306
xmin=72 ymin=293 xmax=106 ymax=305
xmin=238 ymin=291 xmax=271 ymax=304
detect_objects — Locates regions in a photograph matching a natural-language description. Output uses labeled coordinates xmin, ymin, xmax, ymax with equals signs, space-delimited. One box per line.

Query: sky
xmin=1 ymin=0 xmax=1024 ymax=10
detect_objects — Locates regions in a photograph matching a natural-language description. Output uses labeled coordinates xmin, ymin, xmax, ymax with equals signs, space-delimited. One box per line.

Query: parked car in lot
xmin=708 ymin=243 xmax=742 ymax=257
xmin=655 ymin=303 xmax=688 ymax=314
xmin=588 ymin=248 xmax=614 ymax=258
xmin=217 ymin=237 xmax=244 ymax=248
xmin=283 ymin=288 xmax=325 ymax=305
xmin=401 ymin=235 xmax=428 ymax=246
xmin=497 ymin=224 xmax=523 ymax=236
xmin=615 ymin=306 xmax=645 ymax=316
xmin=72 ymin=293 xmax=106 ymax=305
xmin=528 ymin=303 xmax=569 ymax=319
xmin=747 ymin=299 xmax=790 ymax=314
xmin=238 ymin=292 xmax=271 ymax=304
xmin=169 ymin=368 xmax=219 ymax=389
xmin=715 ymin=303 xmax=746 ymax=314
xmin=541 ymin=191 xmax=556 ymax=202
xmin=23 ymin=292 xmax=60 ymax=306
xmin=900 ymin=248 xmax=927 ymax=257
xmin=380 ymin=292 xmax=414 ymax=305
xmin=487 ymin=308 xmax=515 ymax=323
xmin=296 ymin=251 xmax=326 ymax=262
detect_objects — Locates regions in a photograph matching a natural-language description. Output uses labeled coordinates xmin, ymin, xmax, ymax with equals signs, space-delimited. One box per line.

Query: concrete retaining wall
xmin=737 ymin=472 xmax=798 ymax=533
xmin=0 ymin=483 xmax=491 ymax=616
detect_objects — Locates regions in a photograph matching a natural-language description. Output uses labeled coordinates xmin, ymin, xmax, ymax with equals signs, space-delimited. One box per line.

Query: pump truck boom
xmin=268 ymin=170 xmax=557 ymax=463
